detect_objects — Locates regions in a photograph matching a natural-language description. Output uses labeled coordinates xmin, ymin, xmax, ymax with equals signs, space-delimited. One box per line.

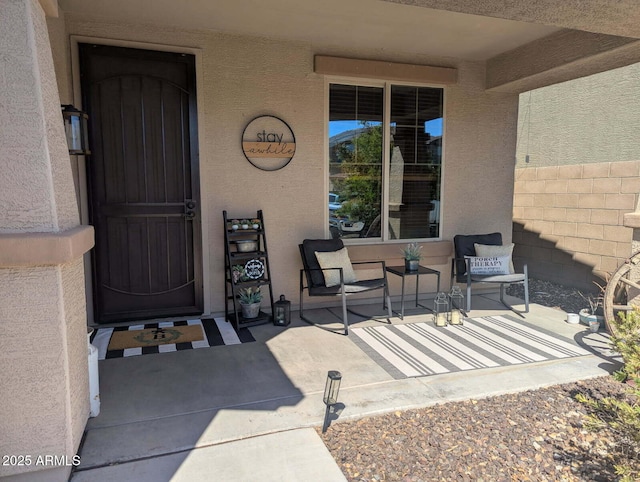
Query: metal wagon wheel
xmin=603 ymin=251 xmax=640 ymax=334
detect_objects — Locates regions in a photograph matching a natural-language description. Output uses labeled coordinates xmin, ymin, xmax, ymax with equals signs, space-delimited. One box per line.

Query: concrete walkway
xmin=70 ymin=293 xmax=621 ymax=481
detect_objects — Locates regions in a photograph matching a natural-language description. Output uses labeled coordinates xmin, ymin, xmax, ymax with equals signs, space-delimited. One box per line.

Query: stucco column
xmin=0 ymin=0 xmax=94 ymax=480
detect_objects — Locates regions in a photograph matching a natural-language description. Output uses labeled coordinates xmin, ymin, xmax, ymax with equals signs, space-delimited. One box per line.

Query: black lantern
xmin=273 ymin=294 xmax=291 ymax=326
xmin=61 ymin=104 xmax=90 ymax=155
xmin=322 ymin=370 xmax=342 ymax=433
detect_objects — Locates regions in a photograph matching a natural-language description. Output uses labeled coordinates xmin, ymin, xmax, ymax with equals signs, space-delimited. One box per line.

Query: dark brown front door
xmin=80 ymin=44 xmax=203 ymax=323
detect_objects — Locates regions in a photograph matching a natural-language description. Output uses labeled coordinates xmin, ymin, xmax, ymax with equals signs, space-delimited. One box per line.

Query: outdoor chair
xmin=450 ymin=232 xmax=529 ymax=314
xmin=299 ymin=238 xmax=392 ymax=335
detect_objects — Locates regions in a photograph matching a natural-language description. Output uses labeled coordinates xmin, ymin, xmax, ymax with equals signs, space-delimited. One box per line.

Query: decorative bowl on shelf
xmin=236 ymin=240 xmax=257 ymax=252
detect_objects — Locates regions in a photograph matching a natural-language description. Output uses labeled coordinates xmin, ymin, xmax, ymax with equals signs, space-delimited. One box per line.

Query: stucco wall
xmin=0 ymin=0 xmax=89 ymax=479
xmin=516 ymin=62 xmax=640 ymax=168
xmin=57 ymin=14 xmax=518 ymax=310
xmin=0 ymin=263 xmax=88 ymax=480
xmin=514 ymin=64 xmax=640 ymax=289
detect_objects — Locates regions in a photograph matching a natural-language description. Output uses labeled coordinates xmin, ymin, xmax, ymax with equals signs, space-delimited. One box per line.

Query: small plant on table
xmin=402 ymin=242 xmax=423 ymax=271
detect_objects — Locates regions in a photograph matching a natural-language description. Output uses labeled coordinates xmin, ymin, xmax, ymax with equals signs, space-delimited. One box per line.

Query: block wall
xmin=513 ymin=161 xmax=639 ymax=290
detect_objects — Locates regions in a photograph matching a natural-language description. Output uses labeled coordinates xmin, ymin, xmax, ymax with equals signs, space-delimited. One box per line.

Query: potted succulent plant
xmin=578 ymin=284 xmax=605 ymax=330
xmin=251 ymin=218 xmax=261 ymax=230
xmin=240 ymin=219 xmax=250 ymax=229
xmin=238 ymin=286 xmax=262 ymax=318
xmin=230 ymin=219 xmax=240 ymax=230
xmin=232 ymin=264 xmax=245 ymax=284
xmin=402 ymin=242 xmax=423 ymax=271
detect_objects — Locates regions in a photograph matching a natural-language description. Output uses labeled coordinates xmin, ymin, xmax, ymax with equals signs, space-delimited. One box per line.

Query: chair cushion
xmin=314 ymin=247 xmax=358 ymax=287
xmin=301 ymin=238 xmax=344 ymax=287
xmin=453 ymin=232 xmax=502 ymax=275
xmin=470 ymin=273 xmax=526 ymax=283
xmin=308 ymin=278 xmax=386 ymax=296
xmin=466 ymin=255 xmax=511 ymax=275
xmin=474 ymin=243 xmax=515 ymax=274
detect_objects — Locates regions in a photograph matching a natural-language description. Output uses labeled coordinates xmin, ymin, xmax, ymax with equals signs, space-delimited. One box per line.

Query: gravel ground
xmin=319 ymin=279 xmax=639 ymax=481
xmin=506 ymin=278 xmax=600 ymax=315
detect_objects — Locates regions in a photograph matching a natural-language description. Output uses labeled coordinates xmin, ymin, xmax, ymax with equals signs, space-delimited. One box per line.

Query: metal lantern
xmin=434 ymin=292 xmax=449 ymax=327
xmin=448 ymin=286 xmax=464 ymax=325
xmin=322 ymin=370 xmax=342 ymax=433
xmin=273 ymin=294 xmax=291 ymax=327
xmin=61 ymin=104 xmax=91 ymax=155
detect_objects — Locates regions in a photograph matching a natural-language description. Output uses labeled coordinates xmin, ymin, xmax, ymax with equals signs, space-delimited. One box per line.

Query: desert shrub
xmin=575 ymin=307 xmax=640 ymax=481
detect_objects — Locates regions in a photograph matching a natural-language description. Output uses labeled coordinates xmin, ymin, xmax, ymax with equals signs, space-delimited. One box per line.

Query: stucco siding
xmin=516 ymin=63 xmax=640 ymax=168
xmin=0 ymin=1 xmax=89 ymax=479
xmin=55 ymin=14 xmax=519 ymax=306
xmin=60 ymin=258 xmax=90 ymax=458
xmin=0 ymin=267 xmax=68 ymax=477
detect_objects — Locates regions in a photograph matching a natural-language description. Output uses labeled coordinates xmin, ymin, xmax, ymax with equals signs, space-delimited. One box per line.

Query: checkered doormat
xmin=90 ymin=318 xmax=254 ymax=359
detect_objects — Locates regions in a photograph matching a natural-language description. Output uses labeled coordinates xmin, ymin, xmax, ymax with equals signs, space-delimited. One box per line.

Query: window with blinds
xmin=328 ymin=83 xmax=443 ymax=241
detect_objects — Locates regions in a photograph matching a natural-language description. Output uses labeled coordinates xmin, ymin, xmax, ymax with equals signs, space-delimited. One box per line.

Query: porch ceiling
xmin=58 ymin=0 xmax=640 ymax=92
xmin=59 ymin=0 xmax=562 ymax=61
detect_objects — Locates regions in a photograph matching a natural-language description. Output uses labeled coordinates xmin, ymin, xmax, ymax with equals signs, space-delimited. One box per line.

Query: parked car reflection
xmin=329 ymin=192 xmax=342 ymax=213
xmin=329 ymin=193 xmax=365 ymax=238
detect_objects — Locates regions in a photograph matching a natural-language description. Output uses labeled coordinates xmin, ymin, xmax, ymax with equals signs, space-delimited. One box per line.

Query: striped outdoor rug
xmin=350 ymin=315 xmax=591 ymax=379
xmin=90 ymin=318 xmax=254 ymax=360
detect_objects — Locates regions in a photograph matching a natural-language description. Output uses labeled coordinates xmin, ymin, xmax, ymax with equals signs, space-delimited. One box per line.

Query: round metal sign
xmin=244 ymin=259 xmax=265 ymax=280
xmin=241 ymin=115 xmax=296 ymax=171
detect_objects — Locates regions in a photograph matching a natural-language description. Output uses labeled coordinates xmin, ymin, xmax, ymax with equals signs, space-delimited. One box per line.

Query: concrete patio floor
xmin=70 ymin=292 xmax=622 ymax=481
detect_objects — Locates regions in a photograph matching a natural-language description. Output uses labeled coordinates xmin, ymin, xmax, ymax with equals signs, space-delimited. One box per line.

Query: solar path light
xmin=322 ymin=370 xmax=342 ymax=433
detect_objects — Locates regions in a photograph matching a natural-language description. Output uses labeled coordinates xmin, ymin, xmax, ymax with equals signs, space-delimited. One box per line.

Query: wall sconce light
xmin=322 ymin=370 xmax=342 ymax=433
xmin=273 ymin=294 xmax=291 ymax=327
xmin=61 ymin=104 xmax=90 ymax=155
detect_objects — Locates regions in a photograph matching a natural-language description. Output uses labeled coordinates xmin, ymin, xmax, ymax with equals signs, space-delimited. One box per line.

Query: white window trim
xmin=325 ymin=77 xmax=446 ymax=244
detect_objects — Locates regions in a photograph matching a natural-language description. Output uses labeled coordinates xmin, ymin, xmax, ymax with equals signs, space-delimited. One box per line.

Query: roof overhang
xmin=56 ymin=0 xmax=640 ymax=93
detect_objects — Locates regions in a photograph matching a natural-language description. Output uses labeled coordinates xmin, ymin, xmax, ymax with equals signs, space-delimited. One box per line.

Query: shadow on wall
xmin=512 ymin=221 xmax=605 ymax=292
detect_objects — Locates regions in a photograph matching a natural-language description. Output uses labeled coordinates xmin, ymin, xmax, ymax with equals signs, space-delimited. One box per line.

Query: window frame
xmin=325 ymin=77 xmax=446 ymax=244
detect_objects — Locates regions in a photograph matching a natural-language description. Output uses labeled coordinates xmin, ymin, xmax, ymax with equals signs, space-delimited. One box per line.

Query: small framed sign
xmin=244 ymin=258 xmax=265 ymax=280
xmin=241 ymin=115 xmax=296 ymax=171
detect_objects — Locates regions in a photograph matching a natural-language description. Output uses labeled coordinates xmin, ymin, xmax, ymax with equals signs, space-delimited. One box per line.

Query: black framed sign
xmin=241 ymin=115 xmax=296 ymax=171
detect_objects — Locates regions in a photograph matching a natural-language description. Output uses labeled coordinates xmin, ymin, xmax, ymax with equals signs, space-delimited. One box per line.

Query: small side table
xmin=385 ymin=265 xmax=441 ymax=320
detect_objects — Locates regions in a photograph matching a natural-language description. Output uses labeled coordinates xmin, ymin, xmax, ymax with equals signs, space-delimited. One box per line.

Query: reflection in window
xmin=328 ymin=83 xmax=443 ymax=241
xmin=389 ymin=85 xmax=442 ymax=239
xmin=329 ymin=85 xmax=383 ymax=239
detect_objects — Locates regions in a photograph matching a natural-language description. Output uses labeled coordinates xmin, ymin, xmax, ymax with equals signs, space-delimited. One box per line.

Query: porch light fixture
xmin=434 ymin=292 xmax=449 ymax=327
xmin=448 ymin=286 xmax=464 ymax=325
xmin=61 ymin=104 xmax=90 ymax=155
xmin=273 ymin=294 xmax=291 ymax=327
xmin=322 ymin=370 xmax=342 ymax=433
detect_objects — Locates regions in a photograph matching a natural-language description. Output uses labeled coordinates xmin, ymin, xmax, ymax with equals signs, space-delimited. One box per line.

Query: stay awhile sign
xmin=241 ymin=115 xmax=296 ymax=171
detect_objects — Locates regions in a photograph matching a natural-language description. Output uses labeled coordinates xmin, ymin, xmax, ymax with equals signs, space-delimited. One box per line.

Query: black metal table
xmin=385 ymin=265 xmax=441 ymax=319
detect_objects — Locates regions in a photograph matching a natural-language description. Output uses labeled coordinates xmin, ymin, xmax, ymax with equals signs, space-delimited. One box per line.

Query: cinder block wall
xmin=513 ymin=161 xmax=639 ymax=290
